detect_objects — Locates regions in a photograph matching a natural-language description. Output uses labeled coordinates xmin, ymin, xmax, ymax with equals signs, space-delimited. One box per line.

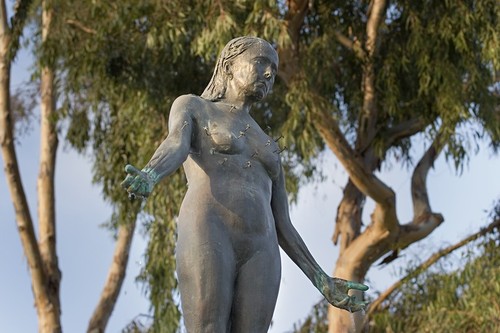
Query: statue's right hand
xmin=121 ymin=164 xmax=156 ymax=200
xmin=322 ymin=277 xmax=369 ymax=313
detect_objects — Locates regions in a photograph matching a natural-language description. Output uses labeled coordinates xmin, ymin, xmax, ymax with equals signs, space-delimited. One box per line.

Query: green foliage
xmin=8 ymin=0 xmax=36 ymax=61
xmin=292 ymin=299 xmax=329 ymax=333
xmin=376 ymin=0 xmax=500 ymax=162
xmin=10 ymin=82 xmax=38 ymax=140
xmin=371 ymin=232 xmax=500 ymax=333
xmin=292 ymin=229 xmax=500 ymax=333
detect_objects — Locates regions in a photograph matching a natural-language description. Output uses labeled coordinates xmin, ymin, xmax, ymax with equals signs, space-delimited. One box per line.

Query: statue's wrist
xmin=314 ymin=271 xmax=330 ymax=295
xmin=142 ymin=167 xmax=160 ymax=185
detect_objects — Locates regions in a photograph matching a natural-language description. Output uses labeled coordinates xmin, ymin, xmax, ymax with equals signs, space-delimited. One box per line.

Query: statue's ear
xmin=223 ymin=62 xmax=233 ymax=78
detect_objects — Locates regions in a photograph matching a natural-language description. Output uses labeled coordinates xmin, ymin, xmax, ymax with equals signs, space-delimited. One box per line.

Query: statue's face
xmin=228 ymin=41 xmax=279 ymax=101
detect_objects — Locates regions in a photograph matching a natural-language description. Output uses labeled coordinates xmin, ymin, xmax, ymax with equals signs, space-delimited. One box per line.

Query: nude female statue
xmin=122 ymin=36 xmax=368 ymax=332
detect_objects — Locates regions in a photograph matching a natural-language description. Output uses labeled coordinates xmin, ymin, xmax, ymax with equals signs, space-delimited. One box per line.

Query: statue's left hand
xmin=121 ymin=164 xmax=157 ymax=200
xmin=322 ymin=277 xmax=369 ymax=313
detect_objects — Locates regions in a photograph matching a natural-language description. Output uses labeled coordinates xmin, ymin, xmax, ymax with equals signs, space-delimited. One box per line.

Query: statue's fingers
xmin=349 ymin=303 xmax=363 ymax=313
xmin=125 ymin=164 xmax=143 ymax=176
xmin=128 ymin=178 xmax=143 ymax=193
xmin=121 ymin=174 xmax=135 ymax=189
xmin=139 ymin=183 xmax=150 ymax=198
xmin=350 ymin=300 xmax=369 ymax=312
xmin=336 ymin=296 xmax=350 ymax=307
xmin=347 ymin=281 xmax=369 ymax=291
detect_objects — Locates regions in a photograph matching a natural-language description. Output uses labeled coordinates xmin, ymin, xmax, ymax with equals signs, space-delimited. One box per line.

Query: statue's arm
xmin=271 ymin=166 xmax=369 ymax=312
xmin=122 ymin=95 xmax=196 ymax=198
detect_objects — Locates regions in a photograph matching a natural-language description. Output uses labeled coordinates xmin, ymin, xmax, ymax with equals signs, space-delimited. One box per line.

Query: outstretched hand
xmin=322 ymin=277 xmax=369 ymax=312
xmin=121 ymin=164 xmax=157 ymax=200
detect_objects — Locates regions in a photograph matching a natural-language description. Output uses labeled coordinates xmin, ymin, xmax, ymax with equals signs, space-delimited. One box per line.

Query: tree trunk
xmin=329 ymin=181 xmax=369 ymax=332
xmin=328 ymin=265 xmax=364 ymax=332
xmin=37 ymin=2 xmax=62 ymax=331
xmin=1 ymin=0 xmax=62 ymax=332
xmin=88 ymin=214 xmax=138 ymax=333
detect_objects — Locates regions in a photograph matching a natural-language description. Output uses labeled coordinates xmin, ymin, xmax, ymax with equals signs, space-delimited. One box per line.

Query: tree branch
xmin=0 ymin=0 xmax=9 ymax=37
xmin=366 ymin=218 xmax=500 ymax=320
xmin=355 ymin=0 xmax=387 ymax=153
xmin=0 ymin=1 xmax=53 ymax=329
xmin=277 ymin=0 xmax=309 ymax=85
xmin=66 ymin=19 xmax=97 ymax=35
xmin=410 ymin=123 xmax=450 ymax=219
xmin=365 ymin=0 xmax=387 ymax=57
xmin=333 ymin=117 xmax=429 ymax=252
xmin=377 ymin=123 xmax=452 ymax=266
xmin=312 ymin=105 xmax=395 ymax=206
xmin=88 ymin=215 xmax=138 ymax=333
xmin=382 ymin=117 xmax=429 ymax=151
xmin=333 ymin=30 xmax=366 ymax=60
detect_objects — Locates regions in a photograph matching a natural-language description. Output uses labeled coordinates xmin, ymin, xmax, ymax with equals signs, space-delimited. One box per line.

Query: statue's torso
xmin=177 ymin=96 xmax=282 ymax=256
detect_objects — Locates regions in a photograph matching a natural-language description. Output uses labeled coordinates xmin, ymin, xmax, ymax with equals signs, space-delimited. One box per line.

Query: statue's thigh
xmin=176 ymin=231 xmax=235 ymax=333
xmin=230 ymin=247 xmax=281 ymax=333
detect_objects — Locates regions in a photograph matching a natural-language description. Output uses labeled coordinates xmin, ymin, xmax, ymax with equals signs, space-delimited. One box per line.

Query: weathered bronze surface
xmin=122 ymin=36 xmax=368 ymax=332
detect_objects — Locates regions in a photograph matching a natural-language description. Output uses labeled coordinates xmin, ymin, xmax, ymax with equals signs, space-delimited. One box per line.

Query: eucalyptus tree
xmin=1 ymin=0 xmax=63 ymax=331
xmin=46 ymin=0 xmax=499 ymax=332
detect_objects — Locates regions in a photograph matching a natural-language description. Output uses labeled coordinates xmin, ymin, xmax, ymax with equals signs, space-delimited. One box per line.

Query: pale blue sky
xmin=1 ymin=10 xmax=499 ymax=333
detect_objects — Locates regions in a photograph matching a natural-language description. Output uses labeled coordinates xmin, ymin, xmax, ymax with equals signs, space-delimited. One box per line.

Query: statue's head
xmin=201 ymin=36 xmax=278 ymax=101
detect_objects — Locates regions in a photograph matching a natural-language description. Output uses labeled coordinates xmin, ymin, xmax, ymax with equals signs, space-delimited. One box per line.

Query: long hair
xmin=201 ymin=36 xmax=268 ymax=101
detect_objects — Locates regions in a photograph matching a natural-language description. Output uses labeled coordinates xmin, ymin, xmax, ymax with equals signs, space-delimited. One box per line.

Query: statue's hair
xmin=201 ymin=36 xmax=269 ymax=101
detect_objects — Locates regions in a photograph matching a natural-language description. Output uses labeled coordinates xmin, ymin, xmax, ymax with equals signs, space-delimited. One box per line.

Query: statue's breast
xmin=206 ymin=120 xmax=245 ymax=154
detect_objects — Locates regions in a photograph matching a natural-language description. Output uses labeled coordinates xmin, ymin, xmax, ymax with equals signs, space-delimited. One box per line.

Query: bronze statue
xmin=122 ymin=36 xmax=368 ymax=332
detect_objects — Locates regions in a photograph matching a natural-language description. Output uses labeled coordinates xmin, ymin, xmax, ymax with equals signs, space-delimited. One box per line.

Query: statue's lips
xmin=254 ymin=82 xmax=268 ymax=93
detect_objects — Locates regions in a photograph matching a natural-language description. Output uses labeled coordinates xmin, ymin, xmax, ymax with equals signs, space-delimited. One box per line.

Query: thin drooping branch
xmin=8 ymin=0 xmax=35 ymax=60
xmin=366 ymin=218 xmax=500 ymax=318
xmin=88 ymin=215 xmax=138 ymax=333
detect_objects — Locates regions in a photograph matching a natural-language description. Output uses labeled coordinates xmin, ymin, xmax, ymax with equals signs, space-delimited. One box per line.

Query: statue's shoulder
xmin=172 ymin=94 xmax=207 ymax=111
